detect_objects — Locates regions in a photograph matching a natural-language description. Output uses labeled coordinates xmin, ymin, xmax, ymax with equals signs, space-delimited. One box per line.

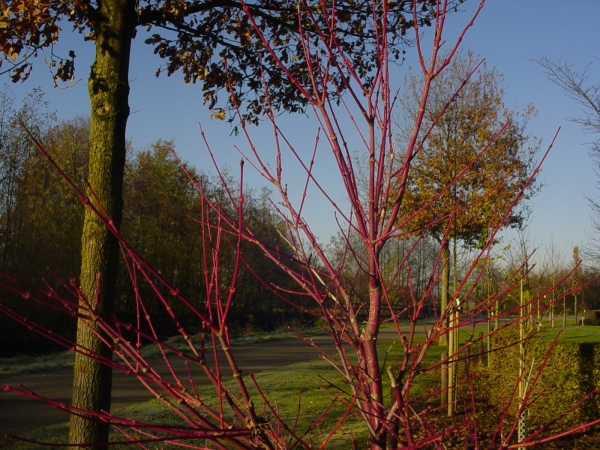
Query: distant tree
xmin=0 ymin=94 xmax=88 ymax=355
xmin=17 ymin=116 xmax=89 ymax=278
xmin=0 ymin=112 xmax=304 ymax=349
xmin=538 ymin=239 xmax=567 ymax=328
xmin=581 ymin=265 xmax=600 ymax=312
xmin=118 ymin=140 xmax=203 ymax=328
xmin=1 ymin=1 xmax=442 ymax=445
xmin=327 ymin=230 xmax=439 ymax=316
xmin=0 ymin=90 xmax=58 ymax=273
xmin=121 ymin=144 xmax=307 ymax=332
xmin=12 ymin=117 xmax=89 ymax=343
xmin=537 ymin=57 xmax=600 ymax=134
xmin=537 ymin=57 xmax=600 ymax=261
xmin=394 ymin=50 xmax=540 ymax=343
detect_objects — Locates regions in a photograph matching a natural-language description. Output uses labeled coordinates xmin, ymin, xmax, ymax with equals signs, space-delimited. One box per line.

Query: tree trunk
xmin=439 ymin=241 xmax=450 ymax=346
xmin=68 ymin=1 xmax=134 ymax=447
xmin=366 ymin=257 xmax=385 ymax=449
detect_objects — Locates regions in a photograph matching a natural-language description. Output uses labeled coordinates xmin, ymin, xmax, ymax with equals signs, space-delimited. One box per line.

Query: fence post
xmin=441 ymin=352 xmax=448 ymax=408
xmin=464 ymin=342 xmax=471 ymax=379
xmin=478 ymin=332 xmax=484 ymax=365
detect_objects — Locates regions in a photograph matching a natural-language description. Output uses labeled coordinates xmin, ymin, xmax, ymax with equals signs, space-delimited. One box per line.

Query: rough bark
xmin=68 ymin=0 xmax=135 ymax=447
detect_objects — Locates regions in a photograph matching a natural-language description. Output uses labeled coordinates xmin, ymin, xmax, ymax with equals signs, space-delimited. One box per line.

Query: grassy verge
xmin=3 ymin=357 xmax=371 ymax=449
xmin=5 ymin=325 xmax=600 ymax=448
xmin=3 ymin=331 xmax=429 ymax=449
xmin=539 ymin=324 xmax=600 ymax=343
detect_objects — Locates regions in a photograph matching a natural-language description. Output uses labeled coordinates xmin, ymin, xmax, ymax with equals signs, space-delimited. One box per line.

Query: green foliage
xmin=0 ymin=91 xmax=85 ymax=355
xmin=477 ymin=326 xmax=600 ymax=433
xmin=0 ymin=98 xmax=315 ymax=355
xmin=395 ymin=50 xmax=540 ymax=246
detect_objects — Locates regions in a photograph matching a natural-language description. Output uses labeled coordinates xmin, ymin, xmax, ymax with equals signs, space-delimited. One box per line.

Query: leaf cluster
xmin=0 ymin=0 xmax=454 ymax=122
xmin=395 ymin=50 xmax=540 ymax=248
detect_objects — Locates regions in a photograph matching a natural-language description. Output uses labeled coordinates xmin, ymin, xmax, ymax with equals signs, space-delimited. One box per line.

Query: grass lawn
xmin=3 ymin=357 xmax=374 ymax=449
xmin=5 ymin=324 xmax=600 ymax=448
xmin=539 ymin=324 xmax=600 ymax=343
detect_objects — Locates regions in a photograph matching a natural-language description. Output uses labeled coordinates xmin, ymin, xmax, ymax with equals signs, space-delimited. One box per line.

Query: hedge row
xmin=472 ymin=327 xmax=599 ymax=432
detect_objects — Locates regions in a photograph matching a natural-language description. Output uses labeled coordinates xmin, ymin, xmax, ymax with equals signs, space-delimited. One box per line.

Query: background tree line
xmin=0 ymin=90 xmax=308 ymax=356
xmin=461 ymin=241 xmax=600 ymax=321
xmin=3 ymin=88 xmax=598 ymax=358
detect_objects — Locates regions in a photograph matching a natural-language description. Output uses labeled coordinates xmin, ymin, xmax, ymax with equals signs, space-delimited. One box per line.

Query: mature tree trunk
xmin=68 ymin=0 xmax=135 ymax=447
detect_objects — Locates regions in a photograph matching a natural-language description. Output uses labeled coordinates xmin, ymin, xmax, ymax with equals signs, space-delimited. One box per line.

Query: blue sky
xmin=3 ymin=0 xmax=600 ymax=265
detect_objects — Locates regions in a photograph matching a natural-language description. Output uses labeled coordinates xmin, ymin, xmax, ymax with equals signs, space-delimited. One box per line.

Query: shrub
xmin=477 ymin=326 xmax=599 ymax=434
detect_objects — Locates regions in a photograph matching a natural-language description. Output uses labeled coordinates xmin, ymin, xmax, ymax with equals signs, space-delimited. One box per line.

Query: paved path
xmin=0 ymin=326 xmax=427 ymax=436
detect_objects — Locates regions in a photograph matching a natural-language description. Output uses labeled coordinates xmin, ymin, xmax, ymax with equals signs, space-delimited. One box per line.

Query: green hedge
xmin=474 ymin=327 xmax=599 ymax=432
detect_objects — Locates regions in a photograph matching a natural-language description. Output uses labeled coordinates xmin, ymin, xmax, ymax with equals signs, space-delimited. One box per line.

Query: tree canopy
xmin=395 ymin=50 xmax=539 ymax=247
xmin=1 ymin=0 xmax=444 ymax=122
xmin=393 ymin=50 xmax=540 ymax=346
